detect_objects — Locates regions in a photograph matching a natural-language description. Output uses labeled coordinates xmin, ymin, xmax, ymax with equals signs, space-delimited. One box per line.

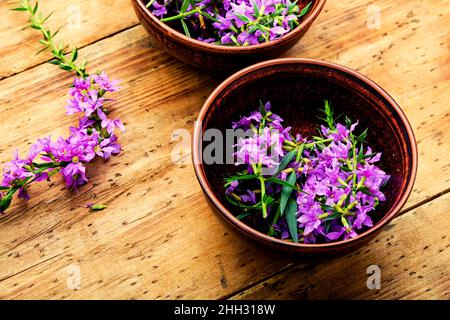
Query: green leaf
xmin=252 ymin=1 xmax=260 ymax=17
xmin=11 ymin=7 xmax=28 ymax=11
xmin=263 ymin=194 xmax=276 ymax=208
xmin=279 ymin=171 xmax=297 ymax=216
xmin=42 ymin=11 xmax=54 ymax=23
xmin=0 ymin=196 xmax=12 ymax=212
xmin=59 ymin=64 xmax=73 ymax=71
xmin=277 ymin=149 xmax=297 ymax=173
xmin=357 ymin=144 xmax=364 ymax=162
xmin=200 ymin=11 xmax=218 ymax=22
xmin=49 ymin=59 xmax=61 ymax=65
xmin=356 ymin=128 xmax=368 ymax=145
xmin=51 ymin=27 xmax=60 ymax=38
xmin=322 ymin=212 xmax=340 ymax=221
xmin=358 ymin=186 xmax=376 ymax=196
xmin=285 ymin=197 xmax=298 ymax=242
xmin=259 ymin=100 xmax=267 ymax=116
xmin=320 ymin=99 xmax=335 ymax=129
xmin=236 ymin=211 xmax=253 ymax=220
xmin=248 ymin=25 xmax=259 ymax=34
xmin=0 ymin=186 xmax=19 ymax=213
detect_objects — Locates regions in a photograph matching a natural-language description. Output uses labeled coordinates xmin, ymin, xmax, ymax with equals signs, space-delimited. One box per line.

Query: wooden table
xmin=0 ymin=0 xmax=449 ymax=300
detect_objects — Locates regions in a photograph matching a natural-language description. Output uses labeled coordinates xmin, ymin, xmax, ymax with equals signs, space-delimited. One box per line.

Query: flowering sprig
xmin=147 ymin=0 xmax=312 ymax=46
xmin=0 ymin=2 xmax=124 ymax=214
xmin=225 ymin=101 xmax=390 ymax=243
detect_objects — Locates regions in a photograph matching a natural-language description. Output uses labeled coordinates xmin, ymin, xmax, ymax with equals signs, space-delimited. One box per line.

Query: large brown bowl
xmin=131 ymin=0 xmax=326 ymax=71
xmin=193 ymin=58 xmax=418 ymax=256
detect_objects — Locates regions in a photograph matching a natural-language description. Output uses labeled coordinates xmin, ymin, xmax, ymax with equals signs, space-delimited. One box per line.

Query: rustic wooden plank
xmin=231 ymin=193 xmax=450 ymax=300
xmin=0 ymin=0 xmax=449 ymax=299
xmin=0 ymin=0 xmax=138 ymax=79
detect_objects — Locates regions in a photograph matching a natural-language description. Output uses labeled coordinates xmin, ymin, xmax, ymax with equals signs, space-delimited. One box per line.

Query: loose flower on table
xmin=147 ymin=0 xmax=312 ymax=46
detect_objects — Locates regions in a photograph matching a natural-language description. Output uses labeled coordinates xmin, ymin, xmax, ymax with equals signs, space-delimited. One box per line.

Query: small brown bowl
xmin=193 ymin=58 xmax=418 ymax=256
xmin=131 ymin=0 xmax=326 ymax=71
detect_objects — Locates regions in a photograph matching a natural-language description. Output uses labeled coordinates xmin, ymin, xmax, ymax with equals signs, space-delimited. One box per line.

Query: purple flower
xmin=353 ymin=204 xmax=374 ymax=229
xmin=234 ymin=127 xmax=284 ymax=169
xmin=0 ymin=70 xmax=124 ymax=214
xmin=18 ymin=187 xmax=30 ymax=201
xmin=232 ymin=111 xmax=262 ymax=129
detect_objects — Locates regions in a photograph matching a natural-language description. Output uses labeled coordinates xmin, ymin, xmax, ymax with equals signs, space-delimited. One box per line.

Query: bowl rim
xmin=192 ymin=58 xmax=418 ymax=250
xmin=134 ymin=0 xmax=327 ymax=53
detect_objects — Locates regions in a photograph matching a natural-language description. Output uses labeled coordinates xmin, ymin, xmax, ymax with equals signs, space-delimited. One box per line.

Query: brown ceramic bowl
xmin=193 ymin=58 xmax=418 ymax=256
xmin=131 ymin=0 xmax=326 ymax=71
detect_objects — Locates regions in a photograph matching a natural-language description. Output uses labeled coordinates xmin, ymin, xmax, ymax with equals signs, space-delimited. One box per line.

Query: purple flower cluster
xmin=149 ymin=0 xmax=312 ymax=46
xmin=225 ymin=101 xmax=390 ymax=243
xmin=0 ymin=73 xmax=124 ymax=214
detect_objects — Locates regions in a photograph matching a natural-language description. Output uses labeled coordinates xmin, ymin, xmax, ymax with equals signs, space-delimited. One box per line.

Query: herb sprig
xmin=225 ymin=101 xmax=389 ymax=243
xmin=147 ymin=0 xmax=312 ymax=46
xmin=12 ymin=0 xmax=87 ymax=77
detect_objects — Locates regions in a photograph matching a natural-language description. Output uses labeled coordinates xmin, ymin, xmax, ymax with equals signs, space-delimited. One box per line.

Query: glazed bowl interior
xmin=195 ymin=59 xmax=417 ymax=252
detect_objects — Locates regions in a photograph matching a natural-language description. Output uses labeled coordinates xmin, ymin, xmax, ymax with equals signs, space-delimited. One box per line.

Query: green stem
xmin=146 ymin=0 xmax=157 ymax=8
xmin=351 ymin=134 xmax=358 ymax=197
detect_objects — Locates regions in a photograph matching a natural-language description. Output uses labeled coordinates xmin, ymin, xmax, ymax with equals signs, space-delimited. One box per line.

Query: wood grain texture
xmin=0 ymin=0 xmax=138 ymax=79
xmin=0 ymin=0 xmax=449 ymax=299
xmin=231 ymin=193 xmax=450 ymax=300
